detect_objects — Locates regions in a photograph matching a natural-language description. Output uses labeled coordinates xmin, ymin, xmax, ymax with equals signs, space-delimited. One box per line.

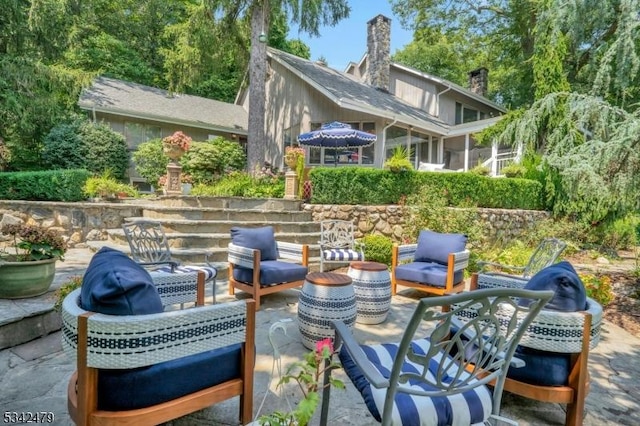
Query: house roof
xmin=268 ymin=49 xmax=450 ymax=134
xmin=79 ymin=77 xmax=248 ymax=134
xmin=346 ymin=55 xmax=507 ymax=113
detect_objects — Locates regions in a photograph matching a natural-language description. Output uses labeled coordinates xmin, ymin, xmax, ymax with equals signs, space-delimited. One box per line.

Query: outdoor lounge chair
xmin=62 ymin=247 xmax=255 ymax=426
xmin=319 ymin=220 xmax=364 ymax=272
xmin=477 ymin=238 xmax=567 ymax=279
xmin=228 ymin=226 xmax=309 ymax=310
xmin=122 ymin=220 xmax=218 ymax=301
xmin=470 ymin=262 xmax=602 ymax=426
xmin=320 ymin=287 xmax=554 ymax=425
xmin=391 ymin=230 xmax=470 ymax=296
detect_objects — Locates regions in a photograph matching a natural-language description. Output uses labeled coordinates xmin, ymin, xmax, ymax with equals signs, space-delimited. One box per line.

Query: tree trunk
xmin=247 ymin=1 xmax=268 ymax=174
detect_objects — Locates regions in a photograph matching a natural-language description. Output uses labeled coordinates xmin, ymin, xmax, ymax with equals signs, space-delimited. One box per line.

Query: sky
xmin=288 ymin=1 xmax=414 ymax=71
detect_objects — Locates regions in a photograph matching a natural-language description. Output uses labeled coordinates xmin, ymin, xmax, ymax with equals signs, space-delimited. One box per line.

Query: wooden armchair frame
xmin=228 ymin=241 xmax=309 ymax=310
xmin=470 ymin=273 xmax=602 ymax=426
xmin=391 ymin=243 xmax=470 ymax=296
xmin=62 ymin=271 xmax=255 ymax=426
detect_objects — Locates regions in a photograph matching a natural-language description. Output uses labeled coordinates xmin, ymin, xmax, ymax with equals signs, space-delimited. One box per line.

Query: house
xmin=236 ymin=14 xmax=512 ymax=174
xmin=78 ymin=76 xmax=248 ymax=190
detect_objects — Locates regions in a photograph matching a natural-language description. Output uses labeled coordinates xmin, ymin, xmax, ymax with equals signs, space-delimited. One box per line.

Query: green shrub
xmin=308 ymin=168 xmax=544 ymax=210
xmin=596 ymin=214 xmax=639 ymax=250
xmin=83 ymin=171 xmax=139 ymax=198
xmin=580 ymin=273 xmax=614 ymax=306
xmin=501 ymin=163 xmax=527 ymax=178
xmin=362 ymin=234 xmax=394 ymax=266
xmin=132 ymin=138 xmax=166 ymax=187
xmin=192 ymin=171 xmax=284 ymax=198
xmin=383 ymin=146 xmax=413 ymax=172
xmin=54 ymin=276 xmax=83 ymax=312
xmin=183 ymin=138 xmax=246 ymax=184
xmin=0 ymin=169 xmax=90 ymax=201
xmin=468 ymin=164 xmax=490 ymax=176
xmin=43 ymin=118 xmax=129 ymax=179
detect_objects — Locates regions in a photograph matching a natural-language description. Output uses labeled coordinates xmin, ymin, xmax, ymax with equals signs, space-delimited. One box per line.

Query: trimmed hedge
xmin=0 ymin=169 xmax=91 ymax=201
xmin=309 ymin=168 xmax=544 ymax=210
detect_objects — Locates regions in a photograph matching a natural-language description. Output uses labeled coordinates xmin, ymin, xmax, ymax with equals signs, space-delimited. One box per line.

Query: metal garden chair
xmin=122 ymin=220 xmax=218 ymax=301
xmin=320 ymin=287 xmax=554 ymax=425
xmin=477 ymin=238 xmax=567 ymax=279
xmin=319 ymin=220 xmax=364 ymax=272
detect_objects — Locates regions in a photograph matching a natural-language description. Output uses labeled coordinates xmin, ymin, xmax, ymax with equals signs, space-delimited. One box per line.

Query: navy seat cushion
xmin=521 ymin=261 xmax=587 ymax=312
xmin=395 ymin=261 xmax=464 ymax=287
xmin=233 ymin=261 xmax=308 ymax=286
xmin=230 ymin=226 xmax=278 ymax=261
xmin=414 ymin=230 xmax=467 ymax=264
xmin=507 ymin=346 xmax=571 ymax=386
xmin=80 ymin=247 xmax=163 ymax=315
xmin=98 ymin=343 xmax=242 ymax=410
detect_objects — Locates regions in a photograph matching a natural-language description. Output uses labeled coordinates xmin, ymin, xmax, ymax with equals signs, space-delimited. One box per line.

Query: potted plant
xmin=162 ymin=131 xmax=192 ymax=162
xmin=0 ymin=223 xmax=67 ymax=299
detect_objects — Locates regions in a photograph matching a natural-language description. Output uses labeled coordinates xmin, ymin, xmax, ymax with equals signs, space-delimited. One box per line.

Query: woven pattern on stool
xmin=298 ymin=279 xmax=356 ymax=350
xmin=348 ymin=264 xmax=391 ymax=324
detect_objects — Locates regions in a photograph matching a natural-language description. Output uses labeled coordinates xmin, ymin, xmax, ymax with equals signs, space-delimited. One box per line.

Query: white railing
xmin=481 ymin=151 xmax=519 ymax=177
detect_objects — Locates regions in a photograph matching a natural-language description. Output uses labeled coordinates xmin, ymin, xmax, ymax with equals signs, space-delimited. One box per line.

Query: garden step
xmin=156 ymin=196 xmax=303 ymax=211
xmin=140 ymin=207 xmax=313 ymax=222
xmin=122 ymin=218 xmax=321 ymax=234
xmin=107 ymin=229 xmax=321 ymax=249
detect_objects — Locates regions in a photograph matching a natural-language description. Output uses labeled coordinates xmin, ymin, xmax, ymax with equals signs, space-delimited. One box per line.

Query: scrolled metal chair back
xmin=122 ymin=221 xmax=173 ymax=264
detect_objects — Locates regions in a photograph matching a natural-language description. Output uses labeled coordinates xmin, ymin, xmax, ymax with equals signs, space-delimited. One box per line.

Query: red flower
xmin=315 ymin=338 xmax=334 ymax=356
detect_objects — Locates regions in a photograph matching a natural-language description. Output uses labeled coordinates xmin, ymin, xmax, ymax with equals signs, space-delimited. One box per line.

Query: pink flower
xmin=163 ymin=131 xmax=192 ymax=151
xmin=315 ymin=338 xmax=334 ymax=356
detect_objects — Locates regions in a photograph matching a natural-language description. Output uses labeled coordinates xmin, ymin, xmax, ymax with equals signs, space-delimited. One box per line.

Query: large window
xmin=307 ymin=121 xmax=375 ymax=166
xmin=455 ymin=102 xmax=486 ymax=124
xmin=124 ymin=122 xmax=161 ymax=149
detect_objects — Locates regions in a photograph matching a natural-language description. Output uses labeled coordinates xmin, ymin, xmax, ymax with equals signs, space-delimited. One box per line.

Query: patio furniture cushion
xmin=322 ymin=248 xmax=364 ymax=262
xmin=80 ymin=247 xmax=163 ymax=315
xmin=394 ymin=261 xmax=464 ymax=288
xmin=98 ymin=343 xmax=242 ymax=410
xmin=230 ymin=226 xmax=278 ymax=261
xmin=233 ymin=260 xmax=308 ymax=286
xmin=414 ymin=231 xmax=467 ymax=264
xmin=340 ymin=337 xmax=492 ymax=425
xmin=507 ymin=346 xmax=571 ymax=386
xmin=154 ymin=264 xmax=217 ymax=281
xmin=521 ymin=261 xmax=587 ymax=312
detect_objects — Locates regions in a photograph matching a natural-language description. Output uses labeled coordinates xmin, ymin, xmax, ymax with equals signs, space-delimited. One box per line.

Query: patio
xmin=1 ymin=248 xmax=639 ymax=425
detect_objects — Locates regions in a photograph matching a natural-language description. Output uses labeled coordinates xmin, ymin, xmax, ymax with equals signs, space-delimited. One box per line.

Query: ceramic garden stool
xmin=297 ymin=272 xmax=356 ymax=350
xmin=347 ymin=261 xmax=392 ymax=324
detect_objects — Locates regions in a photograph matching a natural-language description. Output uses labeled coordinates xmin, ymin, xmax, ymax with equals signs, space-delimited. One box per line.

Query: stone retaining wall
xmin=302 ymin=204 xmax=550 ymax=242
xmin=0 ymin=200 xmax=142 ymax=248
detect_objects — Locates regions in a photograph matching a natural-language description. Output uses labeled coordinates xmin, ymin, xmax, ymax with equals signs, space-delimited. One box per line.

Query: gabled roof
xmin=79 ymin=77 xmax=248 ymax=134
xmin=268 ymin=49 xmax=450 ymax=134
xmin=346 ymin=54 xmax=507 ymax=113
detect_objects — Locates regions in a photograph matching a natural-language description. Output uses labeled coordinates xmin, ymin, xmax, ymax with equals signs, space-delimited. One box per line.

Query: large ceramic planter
xmin=0 ymin=257 xmax=57 ymax=299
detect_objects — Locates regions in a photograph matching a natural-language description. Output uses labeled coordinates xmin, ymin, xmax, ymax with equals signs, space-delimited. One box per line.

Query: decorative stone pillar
xmin=284 ymin=170 xmax=298 ymax=200
xmin=165 ymin=163 xmax=182 ymax=195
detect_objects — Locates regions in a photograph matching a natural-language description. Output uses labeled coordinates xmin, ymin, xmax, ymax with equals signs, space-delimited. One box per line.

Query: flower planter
xmin=0 ymin=257 xmax=58 ymax=299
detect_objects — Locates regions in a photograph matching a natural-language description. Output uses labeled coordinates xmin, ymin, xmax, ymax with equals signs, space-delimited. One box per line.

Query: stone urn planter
xmin=0 ymin=257 xmax=58 ymax=299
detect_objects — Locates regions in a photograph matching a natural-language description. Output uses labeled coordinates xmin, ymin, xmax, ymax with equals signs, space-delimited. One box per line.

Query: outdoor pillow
xmin=414 ymin=230 xmax=467 ymax=265
xmin=521 ymin=261 xmax=587 ymax=312
xmin=80 ymin=246 xmax=163 ymax=315
xmin=230 ymin=226 xmax=278 ymax=261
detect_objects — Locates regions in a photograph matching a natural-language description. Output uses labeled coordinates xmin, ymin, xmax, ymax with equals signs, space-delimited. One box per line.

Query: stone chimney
xmin=367 ymin=14 xmax=391 ymax=92
xmin=468 ymin=67 xmax=489 ymax=97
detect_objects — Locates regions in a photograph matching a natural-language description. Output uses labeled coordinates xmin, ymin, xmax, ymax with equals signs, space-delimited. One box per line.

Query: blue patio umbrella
xmin=297 ymin=121 xmax=377 ymax=165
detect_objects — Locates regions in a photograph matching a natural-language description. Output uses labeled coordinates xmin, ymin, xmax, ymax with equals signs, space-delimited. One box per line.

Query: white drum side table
xmin=347 ymin=261 xmax=392 ymax=324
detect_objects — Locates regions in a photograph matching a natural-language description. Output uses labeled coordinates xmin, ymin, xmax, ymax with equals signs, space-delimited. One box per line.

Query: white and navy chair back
xmin=319 ymin=220 xmax=364 ymax=271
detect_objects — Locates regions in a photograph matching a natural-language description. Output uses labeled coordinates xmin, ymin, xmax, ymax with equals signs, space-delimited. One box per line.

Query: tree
xmin=198 ymin=0 xmax=350 ymax=172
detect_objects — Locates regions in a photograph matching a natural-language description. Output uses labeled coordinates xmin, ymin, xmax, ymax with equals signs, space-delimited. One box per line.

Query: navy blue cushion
xmin=230 ymin=226 xmax=278 ymax=261
xmin=80 ymin=247 xmax=163 ymax=315
xmin=233 ymin=260 xmax=308 ymax=286
xmin=98 ymin=343 xmax=242 ymax=410
xmin=414 ymin=230 xmax=467 ymax=264
xmin=395 ymin=261 xmax=464 ymax=288
xmin=507 ymin=346 xmax=571 ymax=386
xmin=521 ymin=261 xmax=587 ymax=312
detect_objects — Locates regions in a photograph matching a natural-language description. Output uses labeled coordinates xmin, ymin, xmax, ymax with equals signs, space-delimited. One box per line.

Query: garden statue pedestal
xmin=284 ymin=170 xmax=298 ymax=200
xmin=165 ymin=163 xmax=183 ymax=195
